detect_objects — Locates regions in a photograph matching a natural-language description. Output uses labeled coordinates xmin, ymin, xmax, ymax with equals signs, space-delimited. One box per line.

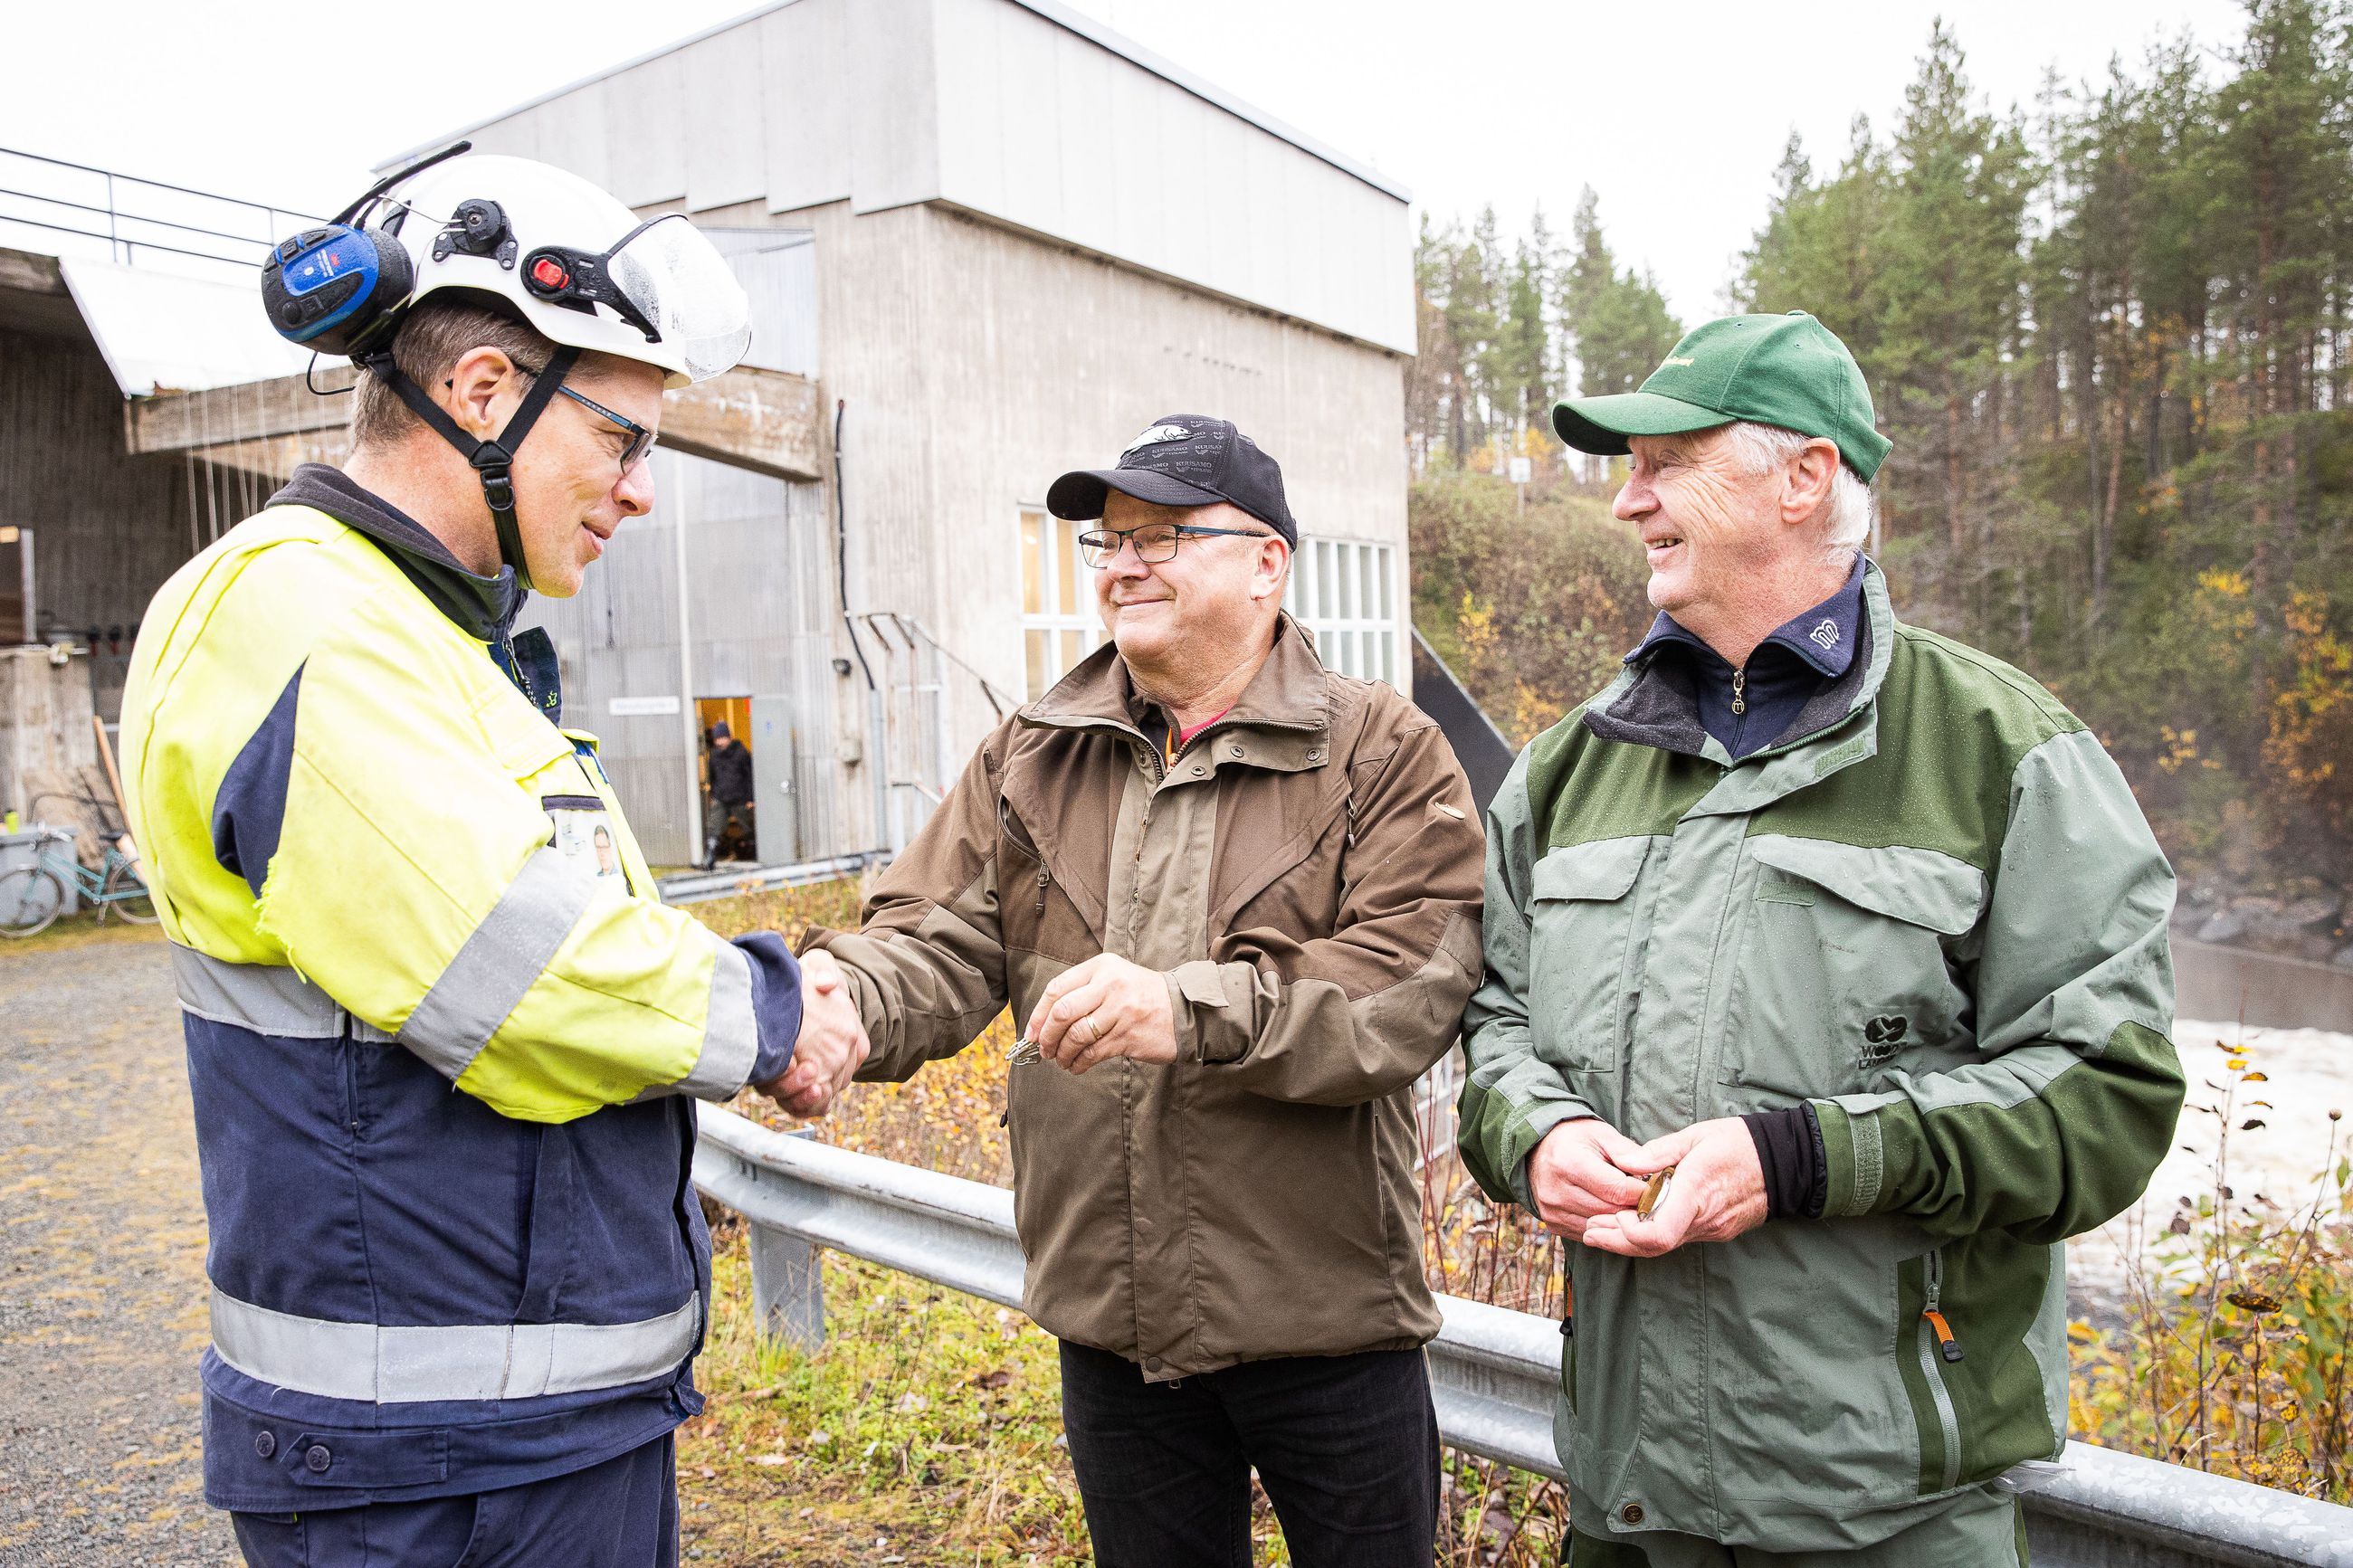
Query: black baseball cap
xmin=1046 ymin=414 xmax=1297 ymax=545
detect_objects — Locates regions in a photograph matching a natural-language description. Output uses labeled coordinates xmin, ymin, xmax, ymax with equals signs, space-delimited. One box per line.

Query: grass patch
xmin=678 ymin=1224 xmax=1565 ymax=1565
xmin=679 ymin=1222 xmax=1089 ymax=1565
xmin=0 ymin=903 xmax=167 ymax=958
xmin=2070 ymin=1040 xmax=2352 ymax=1500
xmin=686 ymin=881 xmax=866 ymax=946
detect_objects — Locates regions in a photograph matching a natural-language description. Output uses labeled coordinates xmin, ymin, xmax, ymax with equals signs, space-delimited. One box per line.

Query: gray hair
xmin=1720 ymin=422 xmax=1873 ymax=556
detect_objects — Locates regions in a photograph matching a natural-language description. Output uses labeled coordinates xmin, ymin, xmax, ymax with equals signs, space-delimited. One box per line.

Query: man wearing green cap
xmin=1456 ymin=312 xmax=2182 ymax=1563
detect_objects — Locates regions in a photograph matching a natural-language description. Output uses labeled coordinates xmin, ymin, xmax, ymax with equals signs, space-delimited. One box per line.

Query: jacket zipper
xmin=1730 ymin=667 xmax=1747 ymax=716
xmin=1558 ymin=1252 xmax=1576 ymax=1415
xmin=1919 ymin=1248 xmax=1965 ymax=1490
xmin=998 ymin=799 xmax=1054 ymax=915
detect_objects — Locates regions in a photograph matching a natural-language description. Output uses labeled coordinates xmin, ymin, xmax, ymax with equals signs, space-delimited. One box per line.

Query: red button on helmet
xmin=530 ymin=257 xmax=569 ymax=290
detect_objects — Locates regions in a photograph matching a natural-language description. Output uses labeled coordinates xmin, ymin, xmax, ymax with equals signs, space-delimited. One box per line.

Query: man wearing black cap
xmin=801 ymin=415 xmax=1486 ymax=1567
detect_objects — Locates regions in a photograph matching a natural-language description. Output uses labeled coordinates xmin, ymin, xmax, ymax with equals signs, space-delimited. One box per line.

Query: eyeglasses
xmin=551 ymin=385 xmax=657 ymax=474
xmin=1078 ymin=522 xmax=1273 ymax=567
xmin=500 ymin=359 xmax=657 ymax=475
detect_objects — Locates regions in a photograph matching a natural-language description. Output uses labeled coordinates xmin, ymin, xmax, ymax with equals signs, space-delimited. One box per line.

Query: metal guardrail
xmin=691 ymin=1104 xmax=2353 ymax=1568
xmin=655 ymin=851 xmax=886 ymax=907
xmin=0 ymin=145 xmax=312 ymax=272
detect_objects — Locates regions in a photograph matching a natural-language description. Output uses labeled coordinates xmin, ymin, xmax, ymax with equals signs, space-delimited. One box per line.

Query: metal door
xmin=749 ymin=695 xmax=798 ymax=865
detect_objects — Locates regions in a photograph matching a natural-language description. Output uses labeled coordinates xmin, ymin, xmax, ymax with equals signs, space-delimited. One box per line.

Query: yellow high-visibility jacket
xmin=119 ymin=477 xmax=799 ymax=1510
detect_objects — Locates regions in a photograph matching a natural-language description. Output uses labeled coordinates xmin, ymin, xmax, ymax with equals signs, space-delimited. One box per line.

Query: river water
xmin=2069 ymin=1018 xmax=2352 ymax=1307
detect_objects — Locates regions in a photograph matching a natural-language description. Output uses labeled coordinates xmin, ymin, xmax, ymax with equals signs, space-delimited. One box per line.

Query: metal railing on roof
xmin=0 ymin=146 xmax=314 ymax=272
xmin=691 ymin=1102 xmax=2353 ymax=1568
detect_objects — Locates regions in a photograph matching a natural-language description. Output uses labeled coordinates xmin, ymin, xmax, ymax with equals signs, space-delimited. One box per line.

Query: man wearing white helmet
xmin=117 ymin=147 xmax=871 ymax=1565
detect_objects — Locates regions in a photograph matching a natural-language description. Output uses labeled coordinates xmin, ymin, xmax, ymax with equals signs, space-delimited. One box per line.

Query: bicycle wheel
xmin=0 ymin=866 xmax=67 ymax=938
xmin=102 ymin=860 xmax=158 ymax=925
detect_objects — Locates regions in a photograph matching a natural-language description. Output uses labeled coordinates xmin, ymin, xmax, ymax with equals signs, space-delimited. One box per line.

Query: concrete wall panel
xmin=760 ymin=0 xmax=853 ymax=214
xmin=602 ymin=53 xmax=690 ymax=210
xmin=924 ymin=0 xmax=1412 ymax=352
xmin=845 ymin=0 xmax=942 ymax=214
xmin=685 ymin=33 xmax=768 ymax=214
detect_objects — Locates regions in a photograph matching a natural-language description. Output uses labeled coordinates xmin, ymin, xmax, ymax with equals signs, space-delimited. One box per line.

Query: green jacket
xmin=1457 ymin=563 xmax=2182 ymax=1552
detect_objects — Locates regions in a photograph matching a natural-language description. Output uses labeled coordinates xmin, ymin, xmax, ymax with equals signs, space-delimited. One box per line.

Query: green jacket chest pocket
xmin=1720 ymin=836 xmax=1986 ymax=1103
xmin=1527 ymin=836 xmax=1653 ymax=1074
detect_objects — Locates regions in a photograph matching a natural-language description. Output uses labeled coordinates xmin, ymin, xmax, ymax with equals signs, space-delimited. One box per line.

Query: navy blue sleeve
xmin=734 ymin=930 xmax=802 ymax=1085
xmin=210 ymin=666 xmax=304 ymax=899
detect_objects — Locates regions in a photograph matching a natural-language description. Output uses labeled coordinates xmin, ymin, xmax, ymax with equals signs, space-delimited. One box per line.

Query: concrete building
xmin=9 ymin=0 xmax=1419 ymax=871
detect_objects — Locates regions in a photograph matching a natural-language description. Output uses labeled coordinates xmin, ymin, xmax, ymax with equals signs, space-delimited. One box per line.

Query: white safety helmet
xmin=376 ymin=152 xmax=750 ymax=387
xmin=262 ymin=145 xmax=754 ymax=588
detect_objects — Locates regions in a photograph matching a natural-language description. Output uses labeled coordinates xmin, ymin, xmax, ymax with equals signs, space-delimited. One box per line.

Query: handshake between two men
xmin=759 ymin=949 xmax=1177 ymax=1119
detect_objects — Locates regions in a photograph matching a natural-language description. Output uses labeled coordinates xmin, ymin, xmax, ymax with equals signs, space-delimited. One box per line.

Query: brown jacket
xmin=808 ymin=615 xmax=1484 ymax=1379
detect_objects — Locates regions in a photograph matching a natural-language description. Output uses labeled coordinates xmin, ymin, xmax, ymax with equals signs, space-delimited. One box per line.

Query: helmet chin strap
xmin=356 ymin=344 xmax=582 ymax=593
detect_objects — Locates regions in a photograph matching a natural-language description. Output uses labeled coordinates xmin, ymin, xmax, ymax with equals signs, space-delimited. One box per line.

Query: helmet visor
xmin=603 ymin=215 xmax=752 ymax=383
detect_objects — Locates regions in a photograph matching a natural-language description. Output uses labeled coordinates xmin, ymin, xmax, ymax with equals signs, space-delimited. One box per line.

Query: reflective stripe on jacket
xmin=1457 ymin=561 xmax=2183 ymax=1552
xmin=119 ymin=497 xmax=801 ymax=1510
xmin=808 ymin=617 xmax=1485 ymax=1378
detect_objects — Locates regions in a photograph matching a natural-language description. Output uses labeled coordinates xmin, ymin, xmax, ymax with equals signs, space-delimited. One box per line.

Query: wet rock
xmin=2281 ymin=895 xmax=2343 ymax=931
xmin=2232 ymin=897 xmax=2320 ymax=954
xmin=2196 ymin=909 xmax=2249 ymax=946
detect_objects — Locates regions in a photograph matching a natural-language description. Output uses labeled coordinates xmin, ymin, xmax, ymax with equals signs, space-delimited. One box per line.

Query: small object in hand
xmin=1008 ymin=1035 xmax=1041 ymax=1066
xmin=1636 ymin=1166 xmax=1675 ymax=1221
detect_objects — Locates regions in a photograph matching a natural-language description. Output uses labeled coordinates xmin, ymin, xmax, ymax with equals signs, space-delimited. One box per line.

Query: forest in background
xmin=1410 ymin=0 xmax=2353 ymax=930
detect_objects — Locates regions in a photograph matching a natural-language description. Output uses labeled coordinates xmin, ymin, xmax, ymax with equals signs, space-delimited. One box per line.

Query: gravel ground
xmin=0 ymin=932 xmax=233 ymax=1566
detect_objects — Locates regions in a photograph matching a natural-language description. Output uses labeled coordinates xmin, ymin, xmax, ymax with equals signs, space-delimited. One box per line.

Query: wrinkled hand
xmin=761 ymin=949 xmax=870 ymax=1118
xmin=1580 ymin=1117 xmax=1767 ymax=1258
xmin=1025 ymin=953 xmax=1177 ymax=1075
xmin=1528 ymin=1117 xmax=1650 ymax=1241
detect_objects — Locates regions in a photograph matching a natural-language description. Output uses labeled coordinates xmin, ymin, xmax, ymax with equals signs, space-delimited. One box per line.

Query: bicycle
xmin=0 ymin=827 xmax=157 ymax=937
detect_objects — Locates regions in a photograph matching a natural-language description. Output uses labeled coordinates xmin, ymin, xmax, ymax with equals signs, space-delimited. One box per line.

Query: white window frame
xmin=1018 ymin=507 xmax=1104 ymax=700
xmin=1286 ymin=535 xmax=1403 ymax=688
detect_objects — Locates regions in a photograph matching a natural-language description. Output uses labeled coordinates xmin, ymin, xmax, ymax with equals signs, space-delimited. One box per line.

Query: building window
xmin=1287 ymin=536 xmax=1400 ymax=686
xmin=1020 ymin=508 xmax=1103 ymax=700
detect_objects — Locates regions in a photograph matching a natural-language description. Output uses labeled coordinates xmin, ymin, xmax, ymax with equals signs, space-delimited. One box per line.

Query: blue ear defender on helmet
xmin=259 ymin=140 xmax=472 ymax=357
xmin=262 ymin=225 xmax=411 ymax=355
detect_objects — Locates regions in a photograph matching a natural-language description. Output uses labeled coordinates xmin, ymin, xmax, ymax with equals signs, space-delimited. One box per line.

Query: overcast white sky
xmin=3 ymin=0 xmax=2251 ymax=320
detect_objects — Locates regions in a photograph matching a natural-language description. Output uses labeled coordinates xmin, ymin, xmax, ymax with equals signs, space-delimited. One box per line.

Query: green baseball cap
xmin=1551 ymin=310 xmax=1891 ymax=481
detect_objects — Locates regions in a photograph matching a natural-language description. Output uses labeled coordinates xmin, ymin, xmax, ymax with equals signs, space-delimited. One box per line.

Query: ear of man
xmin=1779 ymin=437 xmax=1843 ymax=531
xmin=349 ymin=296 xmax=558 ymax=451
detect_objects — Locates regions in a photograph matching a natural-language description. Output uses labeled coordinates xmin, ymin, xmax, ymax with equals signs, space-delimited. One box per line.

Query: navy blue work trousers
xmin=229 ymin=1432 xmax=678 ymax=1567
xmin=1057 ymin=1339 xmax=1441 ymax=1568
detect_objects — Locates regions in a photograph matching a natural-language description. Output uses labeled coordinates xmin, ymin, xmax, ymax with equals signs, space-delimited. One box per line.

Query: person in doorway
xmin=118 ymin=152 xmax=869 ymax=1567
xmin=1456 ymin=311 xmax=2184 ymax=1565
xmin=800 ymin=415 xmax=1485 ymax=1567
xmin=706 ymin=720 xmax=757 ymax=862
